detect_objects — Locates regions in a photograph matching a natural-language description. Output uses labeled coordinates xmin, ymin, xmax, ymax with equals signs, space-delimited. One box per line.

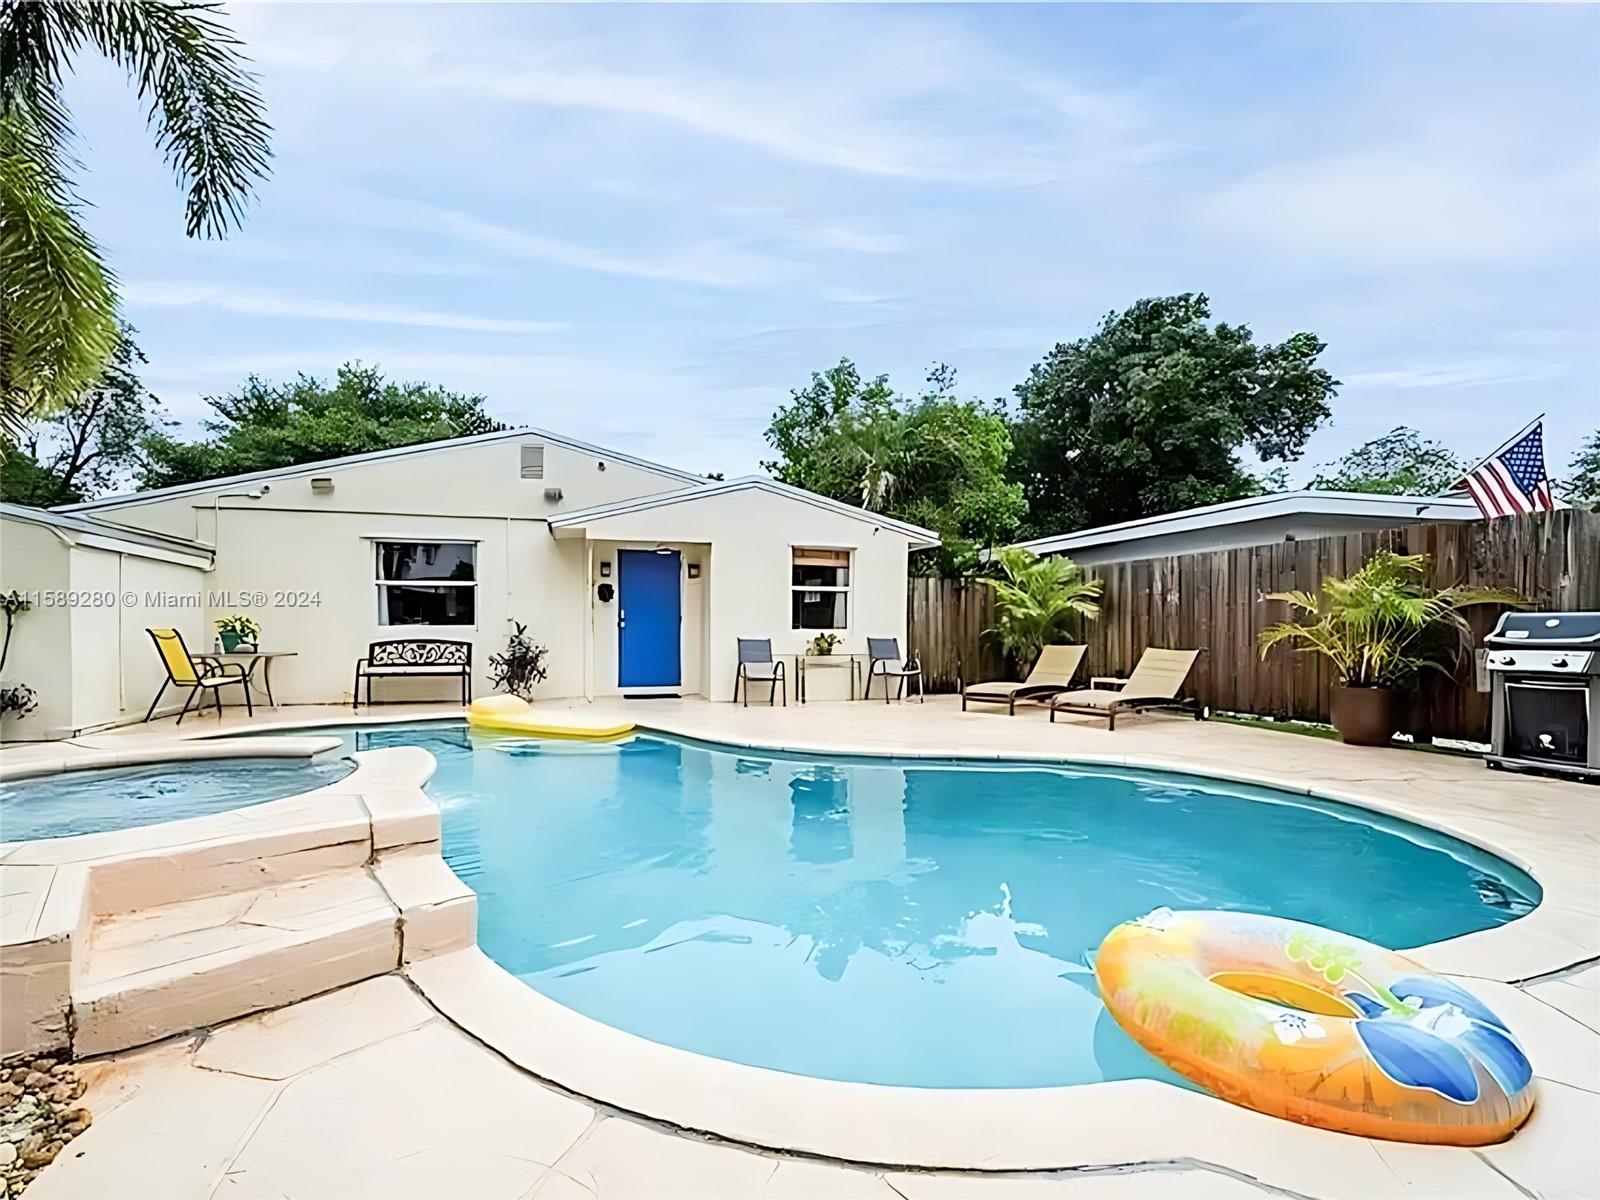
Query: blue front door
xmin=618 ymin=549 xmax=682 ymax=688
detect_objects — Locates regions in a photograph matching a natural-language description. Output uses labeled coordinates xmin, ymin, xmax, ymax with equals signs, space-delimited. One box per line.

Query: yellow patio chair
xmin=144 ymin=628 xmax=254 ymax=724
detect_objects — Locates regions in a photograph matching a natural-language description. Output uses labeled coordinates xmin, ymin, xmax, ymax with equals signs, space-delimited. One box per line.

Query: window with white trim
xmin=376 ymin=541 xmax=476 ymax=627
xmin=791 ymin=547 xmax=851 ymax=630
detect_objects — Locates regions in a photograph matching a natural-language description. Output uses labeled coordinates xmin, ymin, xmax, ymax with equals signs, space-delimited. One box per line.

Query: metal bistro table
xmin=199 ymin=649 xmax=298 ymax=709
xmin=795 ymin=653 xmax=866 ymax=703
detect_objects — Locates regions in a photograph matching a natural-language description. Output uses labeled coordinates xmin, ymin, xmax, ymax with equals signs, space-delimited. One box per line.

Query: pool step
xmin=72 ymin=869 xmax=401 ymax=1056
xmin=0 ymin=747 xmax=476 ymax=1060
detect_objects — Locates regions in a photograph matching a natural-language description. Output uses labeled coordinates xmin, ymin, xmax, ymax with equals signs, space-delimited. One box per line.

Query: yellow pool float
xmin=465 ymin=695 xmax=636 ymax=741
xmin=1095 ymin=909 xmax=1535 ymax=1145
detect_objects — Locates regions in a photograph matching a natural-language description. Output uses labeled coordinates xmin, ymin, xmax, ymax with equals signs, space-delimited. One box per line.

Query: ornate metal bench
xmin=353 ymin=639 xmax=471 ymax=708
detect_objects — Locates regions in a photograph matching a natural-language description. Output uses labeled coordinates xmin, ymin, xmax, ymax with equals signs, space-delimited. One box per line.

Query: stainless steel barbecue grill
xmin=1484 ymin=611 xmax=1600 ymax=782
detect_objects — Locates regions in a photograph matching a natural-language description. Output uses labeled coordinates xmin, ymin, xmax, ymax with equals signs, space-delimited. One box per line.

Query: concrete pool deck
xmin=2 ymin=698 xmax=1597 ymax=1198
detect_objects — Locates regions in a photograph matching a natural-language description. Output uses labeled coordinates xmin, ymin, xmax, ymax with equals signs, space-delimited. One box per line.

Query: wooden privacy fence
xmin=907 ymin=508 xmax=1600 ymax=741
xmin=906 ymin=576 xmax=1002 ymax=692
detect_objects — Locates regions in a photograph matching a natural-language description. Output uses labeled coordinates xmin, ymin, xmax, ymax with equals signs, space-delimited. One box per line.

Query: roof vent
xmin=520 ymin=444 xmax=545 ymax=479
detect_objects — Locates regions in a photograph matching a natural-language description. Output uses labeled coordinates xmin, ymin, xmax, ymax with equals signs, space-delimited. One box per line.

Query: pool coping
xmin=2 ymin=708 xmax=1597 ymax=1181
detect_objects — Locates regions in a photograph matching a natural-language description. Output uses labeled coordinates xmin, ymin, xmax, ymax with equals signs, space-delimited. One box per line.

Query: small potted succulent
xmin=216 ymin=614 xmax=262 ymax=653
xmin=1258 ymin=551 xmax=1520 ymax=746
xmin=807 ymin=633 xmax=842 ymax=656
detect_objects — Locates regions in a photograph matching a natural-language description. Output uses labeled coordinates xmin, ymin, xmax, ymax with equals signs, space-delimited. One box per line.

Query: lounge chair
xmin=143 ymin=628 xmax=254 ymax=725
xmin=1049 ymin=648 xmax=1202 ymax=731
xmin=961 ymin=644 xmax=1086 ymax=714
xmin=735 ymin=638 xmax=786 ymax=706
xmin=864 ymin=637 xmax=923 ymax=703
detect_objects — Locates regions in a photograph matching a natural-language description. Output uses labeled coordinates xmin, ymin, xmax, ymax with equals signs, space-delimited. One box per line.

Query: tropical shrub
xmin=489 ymin=622 xmax=549 ymax=700
xmin=1257 ymin=551 xmax=1521 ymax=689
xmin=981 ymin=547 xmax=1102 ymax=666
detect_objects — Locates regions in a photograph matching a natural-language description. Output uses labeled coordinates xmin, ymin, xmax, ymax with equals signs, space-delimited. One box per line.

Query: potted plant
xmin=1257 ymin=551 xmax=1521 ymax=746
xmin=489 ymin=622 xmax=549 ymax=700
xmin=981 ymin=546 xmax=1102 ymax=668
xmin=1 ymin=590 xmax=38 ymax=724
xmin=216 ymin=614 xmax=261 ymax=653
xmin=807 ymin=633 xmax=841 ymax=656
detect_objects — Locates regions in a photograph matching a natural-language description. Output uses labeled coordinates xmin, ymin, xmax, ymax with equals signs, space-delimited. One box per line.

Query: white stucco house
xmin=0 ymin=428 xmax=936 ymax=739
xmin=1015 ymin=490 xmax=1480 ymax=567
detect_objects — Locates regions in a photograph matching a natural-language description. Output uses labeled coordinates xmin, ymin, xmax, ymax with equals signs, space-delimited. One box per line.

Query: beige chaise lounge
xmin=962 ymin=644 xmax=1086 ymax=715
xmin=1048 ymin=648 xmax=1202 ymax=731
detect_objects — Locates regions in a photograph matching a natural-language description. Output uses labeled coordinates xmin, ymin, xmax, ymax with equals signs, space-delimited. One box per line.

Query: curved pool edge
xmin=614 ymin=717 xmax=1596 ymax=986
xmin=0 ymin=733 xmax=346 ymax=784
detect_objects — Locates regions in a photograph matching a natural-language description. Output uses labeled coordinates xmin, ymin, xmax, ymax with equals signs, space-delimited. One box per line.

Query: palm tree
xmin=982 ymin=546 xmax=1103 ymax=666
xmin=1257 ymin=550 xmax=1521 ymax=688
xmin=1 ymin=0 xmax=271 ymax=438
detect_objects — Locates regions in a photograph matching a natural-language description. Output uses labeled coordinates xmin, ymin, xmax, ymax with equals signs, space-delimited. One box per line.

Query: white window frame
xmin=374 ymin=540 xmax=478 ymax=629
xmin=790 ymin=545 xmax=853 ymax=632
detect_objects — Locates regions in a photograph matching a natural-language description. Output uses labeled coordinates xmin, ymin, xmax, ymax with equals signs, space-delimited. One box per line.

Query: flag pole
xmin=1448 ymin=412 xmax=1545 ymax=492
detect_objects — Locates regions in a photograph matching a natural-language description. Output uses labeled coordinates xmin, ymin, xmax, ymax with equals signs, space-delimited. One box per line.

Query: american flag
xmin=1461 ymin=422 xmax=1556 ymax=518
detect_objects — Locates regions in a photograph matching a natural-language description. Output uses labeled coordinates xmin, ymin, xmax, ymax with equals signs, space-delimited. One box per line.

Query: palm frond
xmin=82 ymin=0 xmax=273 ymax=238
xmin=0 ymin=106 xmax=119 ymax=431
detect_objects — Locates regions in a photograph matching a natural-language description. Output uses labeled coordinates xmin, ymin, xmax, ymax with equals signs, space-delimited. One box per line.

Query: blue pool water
xmin=0 ymin=757 xmax=354 ymax=843
xmin=331 ymin=722 xmax=1539 ymax=1090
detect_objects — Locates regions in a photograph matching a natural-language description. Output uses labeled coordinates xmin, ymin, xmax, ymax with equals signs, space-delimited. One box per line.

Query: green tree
xmin=1008 ymin=294 xmax=1337 ymax=536
xmin=981 ymin=546 xmax=1102 ymax=667
xmin=763 ymin=359 xmax=1027 ymax=574
xmin=139 ymin=363 xmax=504 ymax=488
xmin=0 ymin=324 xmax=169 ymax=505
xmin=1563 ymin=432 xmax=1600 ymax=512
xmin=1 ymin=0 xmax=271 ymax=436
xmin=1309 ymin=427 xmax=1463 ymax=495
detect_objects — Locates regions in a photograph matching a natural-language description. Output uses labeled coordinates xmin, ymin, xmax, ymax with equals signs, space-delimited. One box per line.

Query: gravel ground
xmin=0 ymin=1056 xmax=92 ymax=1197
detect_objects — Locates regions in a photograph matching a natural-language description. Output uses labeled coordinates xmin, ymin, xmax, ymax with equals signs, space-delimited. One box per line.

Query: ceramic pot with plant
xmin=216 ymin=614 xmax=262 ymax=653
xmin=1258 ymin=551 xmax=1521 ymax=747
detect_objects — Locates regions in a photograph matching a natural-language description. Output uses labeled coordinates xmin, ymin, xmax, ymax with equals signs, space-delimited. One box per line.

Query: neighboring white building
xmin=0 ymin=429 xmax=935 ymax=739
xmin=1015 ymin=490 xmax=1481 ymax=567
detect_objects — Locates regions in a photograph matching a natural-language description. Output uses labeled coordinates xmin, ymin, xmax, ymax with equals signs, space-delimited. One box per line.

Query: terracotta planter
xmin=1330 ymin=684 xmax=1395 ymax=746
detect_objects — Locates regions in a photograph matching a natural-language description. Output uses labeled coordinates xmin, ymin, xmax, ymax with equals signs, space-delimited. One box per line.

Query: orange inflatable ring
xmin=1095 ymin=909 xmax=1535 ymax=1145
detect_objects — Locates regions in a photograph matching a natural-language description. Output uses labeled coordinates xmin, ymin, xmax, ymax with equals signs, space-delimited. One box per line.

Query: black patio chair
xmin=735 ymin=638 xmax=786 ymax=706
xmin=864 ymin=637 xmax=924 ymax=703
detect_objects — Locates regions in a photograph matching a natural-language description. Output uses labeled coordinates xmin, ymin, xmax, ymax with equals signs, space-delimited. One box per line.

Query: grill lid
xmin=1486 ymin=612 xmax=1600 ymax=646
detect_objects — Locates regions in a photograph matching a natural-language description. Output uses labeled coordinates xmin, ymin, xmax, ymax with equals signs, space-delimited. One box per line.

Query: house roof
xmin=52 ymin=426 xmax=708 ymax=514
xmin=548 ymin=476 xmax=943 ymax=549
xmin=1014 ymin=490 xmax=1481 ymax=556
xmin=0 ymin=502 xmax=213 ymax=564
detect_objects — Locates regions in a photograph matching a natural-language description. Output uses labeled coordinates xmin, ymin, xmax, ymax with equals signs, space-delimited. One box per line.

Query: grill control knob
xmin=1499 ymin=656 xmax=1515 ymax=666
xmin=1553 ymin=658 xmax=1568 ymax=668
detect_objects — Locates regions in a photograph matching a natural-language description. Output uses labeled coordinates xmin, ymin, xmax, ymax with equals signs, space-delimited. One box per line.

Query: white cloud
xmin=818 ymin=288 xmax=905 ymax=306
xmin=121 ymin=282 xmax=563 ymax=335
xmin=1197 ymin=149 xmax=1597 ymax=264
xmin=800 ymin=226 xmax=911 ymax=255
xmin=1342 ymin=359 xmax=1562 ymax=390
xmin=366 ymin=201 xmax=802 ymax=290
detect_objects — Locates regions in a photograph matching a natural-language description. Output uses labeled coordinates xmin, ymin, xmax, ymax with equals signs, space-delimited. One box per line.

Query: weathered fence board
xmin=907 ymin=509 xmax=1600 ymax=740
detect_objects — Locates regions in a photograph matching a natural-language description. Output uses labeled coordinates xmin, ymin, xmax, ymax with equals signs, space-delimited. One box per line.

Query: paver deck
xmin=5 ymin=697 xmax=1597 ymax=1198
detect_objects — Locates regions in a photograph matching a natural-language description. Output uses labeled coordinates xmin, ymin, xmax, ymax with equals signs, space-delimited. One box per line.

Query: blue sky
xmin=65 ymin=3 xmax=1599 ymax=481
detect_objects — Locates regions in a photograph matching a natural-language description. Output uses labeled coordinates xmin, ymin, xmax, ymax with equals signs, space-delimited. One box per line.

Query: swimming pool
xmin=331 ymin=722 xmax=1538 ymax=1091
xmin=0 ymin=756 xmax=354 ymax=843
